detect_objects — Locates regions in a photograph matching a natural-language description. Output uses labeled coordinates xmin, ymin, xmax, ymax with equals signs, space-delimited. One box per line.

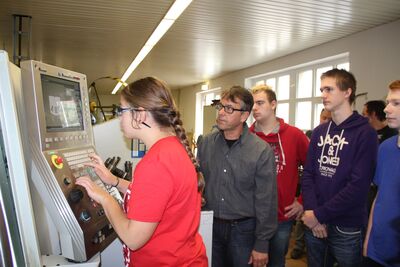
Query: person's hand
xmin=248 ymin=250 xmax=268 ymax=267
xmin=284 ymin=199 xmax=304 ymax=219
xmin=301 ymin=210 xmax=319 ymax=229
xmin=201 ymin=197 xmax=206 ymax=207
xmin=85 ymin=153 xmax=117 ymax=186
xmin=76 ymin=176 xmax=111 ymax=205
xmin=311 ymin=223 xmax=327 ymax=239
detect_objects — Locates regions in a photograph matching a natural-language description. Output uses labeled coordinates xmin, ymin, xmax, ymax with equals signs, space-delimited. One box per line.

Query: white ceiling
xmin=1 ymin=0 xmax=400 ymax=94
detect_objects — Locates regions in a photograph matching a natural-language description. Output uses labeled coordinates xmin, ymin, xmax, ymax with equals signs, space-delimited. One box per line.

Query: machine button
xmin=51 ymin=155 xmax=64 ymax=169
xmin=56 ymin=156 xmax=63 ymax=164
xmin=63 ymin=177 xmax=72 ymax=185
xmin=97 ymin=209 xmax=105 ymax=216
xmin=69 ymin=189 xmax=83 ymax=203
xmin=80 ymin=210 xmax=91 ymax=222
xmin=92 ymin=236 xmax=99 ymax=244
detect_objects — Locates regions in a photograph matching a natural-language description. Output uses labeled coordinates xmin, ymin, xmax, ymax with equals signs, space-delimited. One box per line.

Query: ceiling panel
xmin=1 ymin=0 xmax=400 ymax=93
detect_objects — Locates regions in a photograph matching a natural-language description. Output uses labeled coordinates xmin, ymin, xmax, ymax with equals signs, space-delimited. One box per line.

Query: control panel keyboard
xmin=63 ymin=148 xmax=122 ymax=203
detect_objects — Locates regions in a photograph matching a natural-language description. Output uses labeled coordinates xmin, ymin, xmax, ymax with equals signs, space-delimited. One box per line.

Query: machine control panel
xmin=44 ymin=146 xmax=122 ymax=258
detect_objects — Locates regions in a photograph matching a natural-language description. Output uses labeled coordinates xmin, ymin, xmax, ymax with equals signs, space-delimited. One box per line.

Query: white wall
xmin=178 ymin=19 xmax=400 ymax=132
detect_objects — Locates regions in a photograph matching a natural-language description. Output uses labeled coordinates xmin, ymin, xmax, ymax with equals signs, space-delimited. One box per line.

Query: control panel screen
xmin=41 ymin=74 xmax=84 ymax=132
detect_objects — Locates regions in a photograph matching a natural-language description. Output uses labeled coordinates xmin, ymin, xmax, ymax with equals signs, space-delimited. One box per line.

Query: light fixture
xmin=111 ymin=0 xmax=193 ymax=94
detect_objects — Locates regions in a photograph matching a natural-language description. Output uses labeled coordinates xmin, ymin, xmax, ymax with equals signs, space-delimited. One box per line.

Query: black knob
xmin=92 ymin=236 xmax=99 ymax=244
xmin=80 ymin=210 xmax=91 ymax=222
xmin=69 ymin=189 xmax=83 ymax=203
xmin=63 ymin=177 xmax=72 ymax=185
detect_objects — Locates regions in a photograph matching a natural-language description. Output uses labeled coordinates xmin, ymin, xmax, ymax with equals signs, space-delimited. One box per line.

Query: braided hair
xmin=121 ymin=77 xmax=205 ymax=192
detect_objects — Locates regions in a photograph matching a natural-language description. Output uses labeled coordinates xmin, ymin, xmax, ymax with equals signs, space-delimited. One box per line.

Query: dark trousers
xmin=305 ymin=225 xmax=363 ymax=267
xmin=212 ymin=217 xmax=256 ymax=267
xmin=362 ymin=257 xmax=385 ymax=267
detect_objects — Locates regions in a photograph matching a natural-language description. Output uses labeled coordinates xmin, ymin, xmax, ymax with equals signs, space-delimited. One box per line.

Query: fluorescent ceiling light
xmin=111 ymin=0 xmax=193 ymax=94
xmin=121 ymin=45 xmax=153 ymax=82
xmin=145 ymin=19 xmax=175 ymax=47
xmin=165 ymin=0 xmax=193 ymax=20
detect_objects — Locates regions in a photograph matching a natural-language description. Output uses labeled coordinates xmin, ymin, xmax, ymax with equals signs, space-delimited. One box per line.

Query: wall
xmin=97 ymin=94 xmax=120 ymax=106
xmin=178 ymin=19 xmax=400 ymax=132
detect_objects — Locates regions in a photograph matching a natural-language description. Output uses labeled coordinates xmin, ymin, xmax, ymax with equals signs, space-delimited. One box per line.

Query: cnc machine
xmin=20 ymin=60 xmax=122 ymax=262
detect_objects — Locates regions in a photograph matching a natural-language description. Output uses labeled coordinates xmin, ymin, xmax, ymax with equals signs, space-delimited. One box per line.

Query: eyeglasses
xmin=320 ymin=86 xmax=335 ymax=94
xmin=115 ymin=105 xmax=151 ymax=128
xmin=214 ymin=103 xmax=246 ymax=114
xmin=115 ymin=105 xmax=142 ymax=116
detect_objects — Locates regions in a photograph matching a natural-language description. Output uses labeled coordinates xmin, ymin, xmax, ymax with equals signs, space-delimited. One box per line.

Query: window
xmin=195 ymin=87 xmax=221 ymax=140
xmin=296 ymin=101 xmax=312 ymax=129
xmin=245 ymin=53 xmax=349 ymax=131
xmin=266 ymin=78 xmax=276 ymax=90
xmin=277 ymin=75 xmax=290 ymax=100
xmin=297 ymin=70 xmax=313 ymax=98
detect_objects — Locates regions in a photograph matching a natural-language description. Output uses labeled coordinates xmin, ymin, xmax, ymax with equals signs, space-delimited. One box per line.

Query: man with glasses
xmin=197 ymin=86 xmax=277 ymax=267
xmin=250 ymin=85 xmax=309 ymax=267
xmin=301 ymin=69 xmax=378 ymax=267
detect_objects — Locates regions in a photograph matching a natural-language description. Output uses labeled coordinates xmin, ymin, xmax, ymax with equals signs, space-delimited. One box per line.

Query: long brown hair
xmin=121 ymin=77 xmax=205 ymax=192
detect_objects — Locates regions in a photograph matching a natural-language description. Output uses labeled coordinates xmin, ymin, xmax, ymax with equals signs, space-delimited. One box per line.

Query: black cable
xmin=88 ymin=76 xmax=128 ymax=122
xmin=89 ymin=81 xmax=107 ymax=121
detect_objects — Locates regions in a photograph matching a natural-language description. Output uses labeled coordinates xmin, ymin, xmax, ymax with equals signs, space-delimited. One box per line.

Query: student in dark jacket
xmin=301 ymin=69 xmax=378 ymax=267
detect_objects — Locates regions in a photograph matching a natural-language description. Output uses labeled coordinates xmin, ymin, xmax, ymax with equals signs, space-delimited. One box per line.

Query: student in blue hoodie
xmin=363 ymin=80 xmax=400 ymax=267
xmin=301 ymin=69 xmax=378 ymax=267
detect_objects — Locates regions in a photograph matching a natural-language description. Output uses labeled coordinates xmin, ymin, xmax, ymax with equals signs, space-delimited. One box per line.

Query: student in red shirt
xmin=250 ymin=85 xmax=309 ymax=267
xmin=77 ymin=77 xmax=208 ymax=266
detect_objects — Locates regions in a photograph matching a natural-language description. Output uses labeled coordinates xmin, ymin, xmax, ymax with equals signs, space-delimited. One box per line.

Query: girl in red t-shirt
xmin=77 ymin=77 xmax=207 ymax=266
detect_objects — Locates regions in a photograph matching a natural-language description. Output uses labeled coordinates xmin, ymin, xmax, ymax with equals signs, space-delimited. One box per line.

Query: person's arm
xmin=301 ymin=130 xmax=319 ymax=211
xmin=313 ymin=129 xmax=378 ymax=223
xmin=78 ymin=158 xmax=174 ymax=250
xmin=252 ymin=146 xmax=277 ymax=254
xmin=363 ymin=193 xmax=377 ymax=256
xmin=297 ymin=129 xmax=310 ymax=167
xmin=284 ymin=130 xmax=310 ymax=219
xmin=76 ymin=176 xmax=158 ymax=250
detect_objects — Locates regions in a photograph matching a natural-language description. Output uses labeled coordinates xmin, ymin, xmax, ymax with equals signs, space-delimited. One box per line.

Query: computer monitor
xmin=21 ymin=61 xmax=94 ymax=151
xmin=41 ymin=74 xmax=84 ymax=132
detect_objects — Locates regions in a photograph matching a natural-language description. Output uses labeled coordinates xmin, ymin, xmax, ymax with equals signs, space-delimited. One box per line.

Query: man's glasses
xmin=320 ymin=86 xmax=335 ymax=94
xmin=214 ymin=103 xmax=246 ymax=114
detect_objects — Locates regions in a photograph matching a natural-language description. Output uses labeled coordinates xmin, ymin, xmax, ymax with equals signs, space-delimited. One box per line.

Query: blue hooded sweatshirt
xmin=302 ymin=111 xmax=378 ymax=227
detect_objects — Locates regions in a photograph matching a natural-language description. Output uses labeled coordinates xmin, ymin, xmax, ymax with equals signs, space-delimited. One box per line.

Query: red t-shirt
xmin=122 ymin=136 xmax=207 ymax=266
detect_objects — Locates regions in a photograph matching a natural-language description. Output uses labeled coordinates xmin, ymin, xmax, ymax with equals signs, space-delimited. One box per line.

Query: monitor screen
xmin=41 ymin=74 xmax=84 ymax=132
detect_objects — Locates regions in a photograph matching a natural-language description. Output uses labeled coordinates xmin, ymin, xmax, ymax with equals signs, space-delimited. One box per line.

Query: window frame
xmin=245 ymin=53 xmax=349 ymax=131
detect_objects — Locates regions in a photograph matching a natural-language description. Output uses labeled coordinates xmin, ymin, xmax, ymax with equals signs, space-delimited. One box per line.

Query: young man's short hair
xmin=251 ymin=85 xmax=277 ymax=104
xmin=389 ymin=80 xmax=400 ymax=90
xmin=364 ymin=100 xmax=386 ymax=121
xmin=321 ymin=68 xmax=357 ymax=104
xmin=221 ymin=86 xmax=254 ymax=112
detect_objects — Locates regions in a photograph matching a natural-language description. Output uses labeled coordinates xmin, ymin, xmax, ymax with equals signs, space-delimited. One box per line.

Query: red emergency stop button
xmin=51 ymin=154 xmax=64 ymax=169
xmin=56 ymin=157 xmax=63 ymax=164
